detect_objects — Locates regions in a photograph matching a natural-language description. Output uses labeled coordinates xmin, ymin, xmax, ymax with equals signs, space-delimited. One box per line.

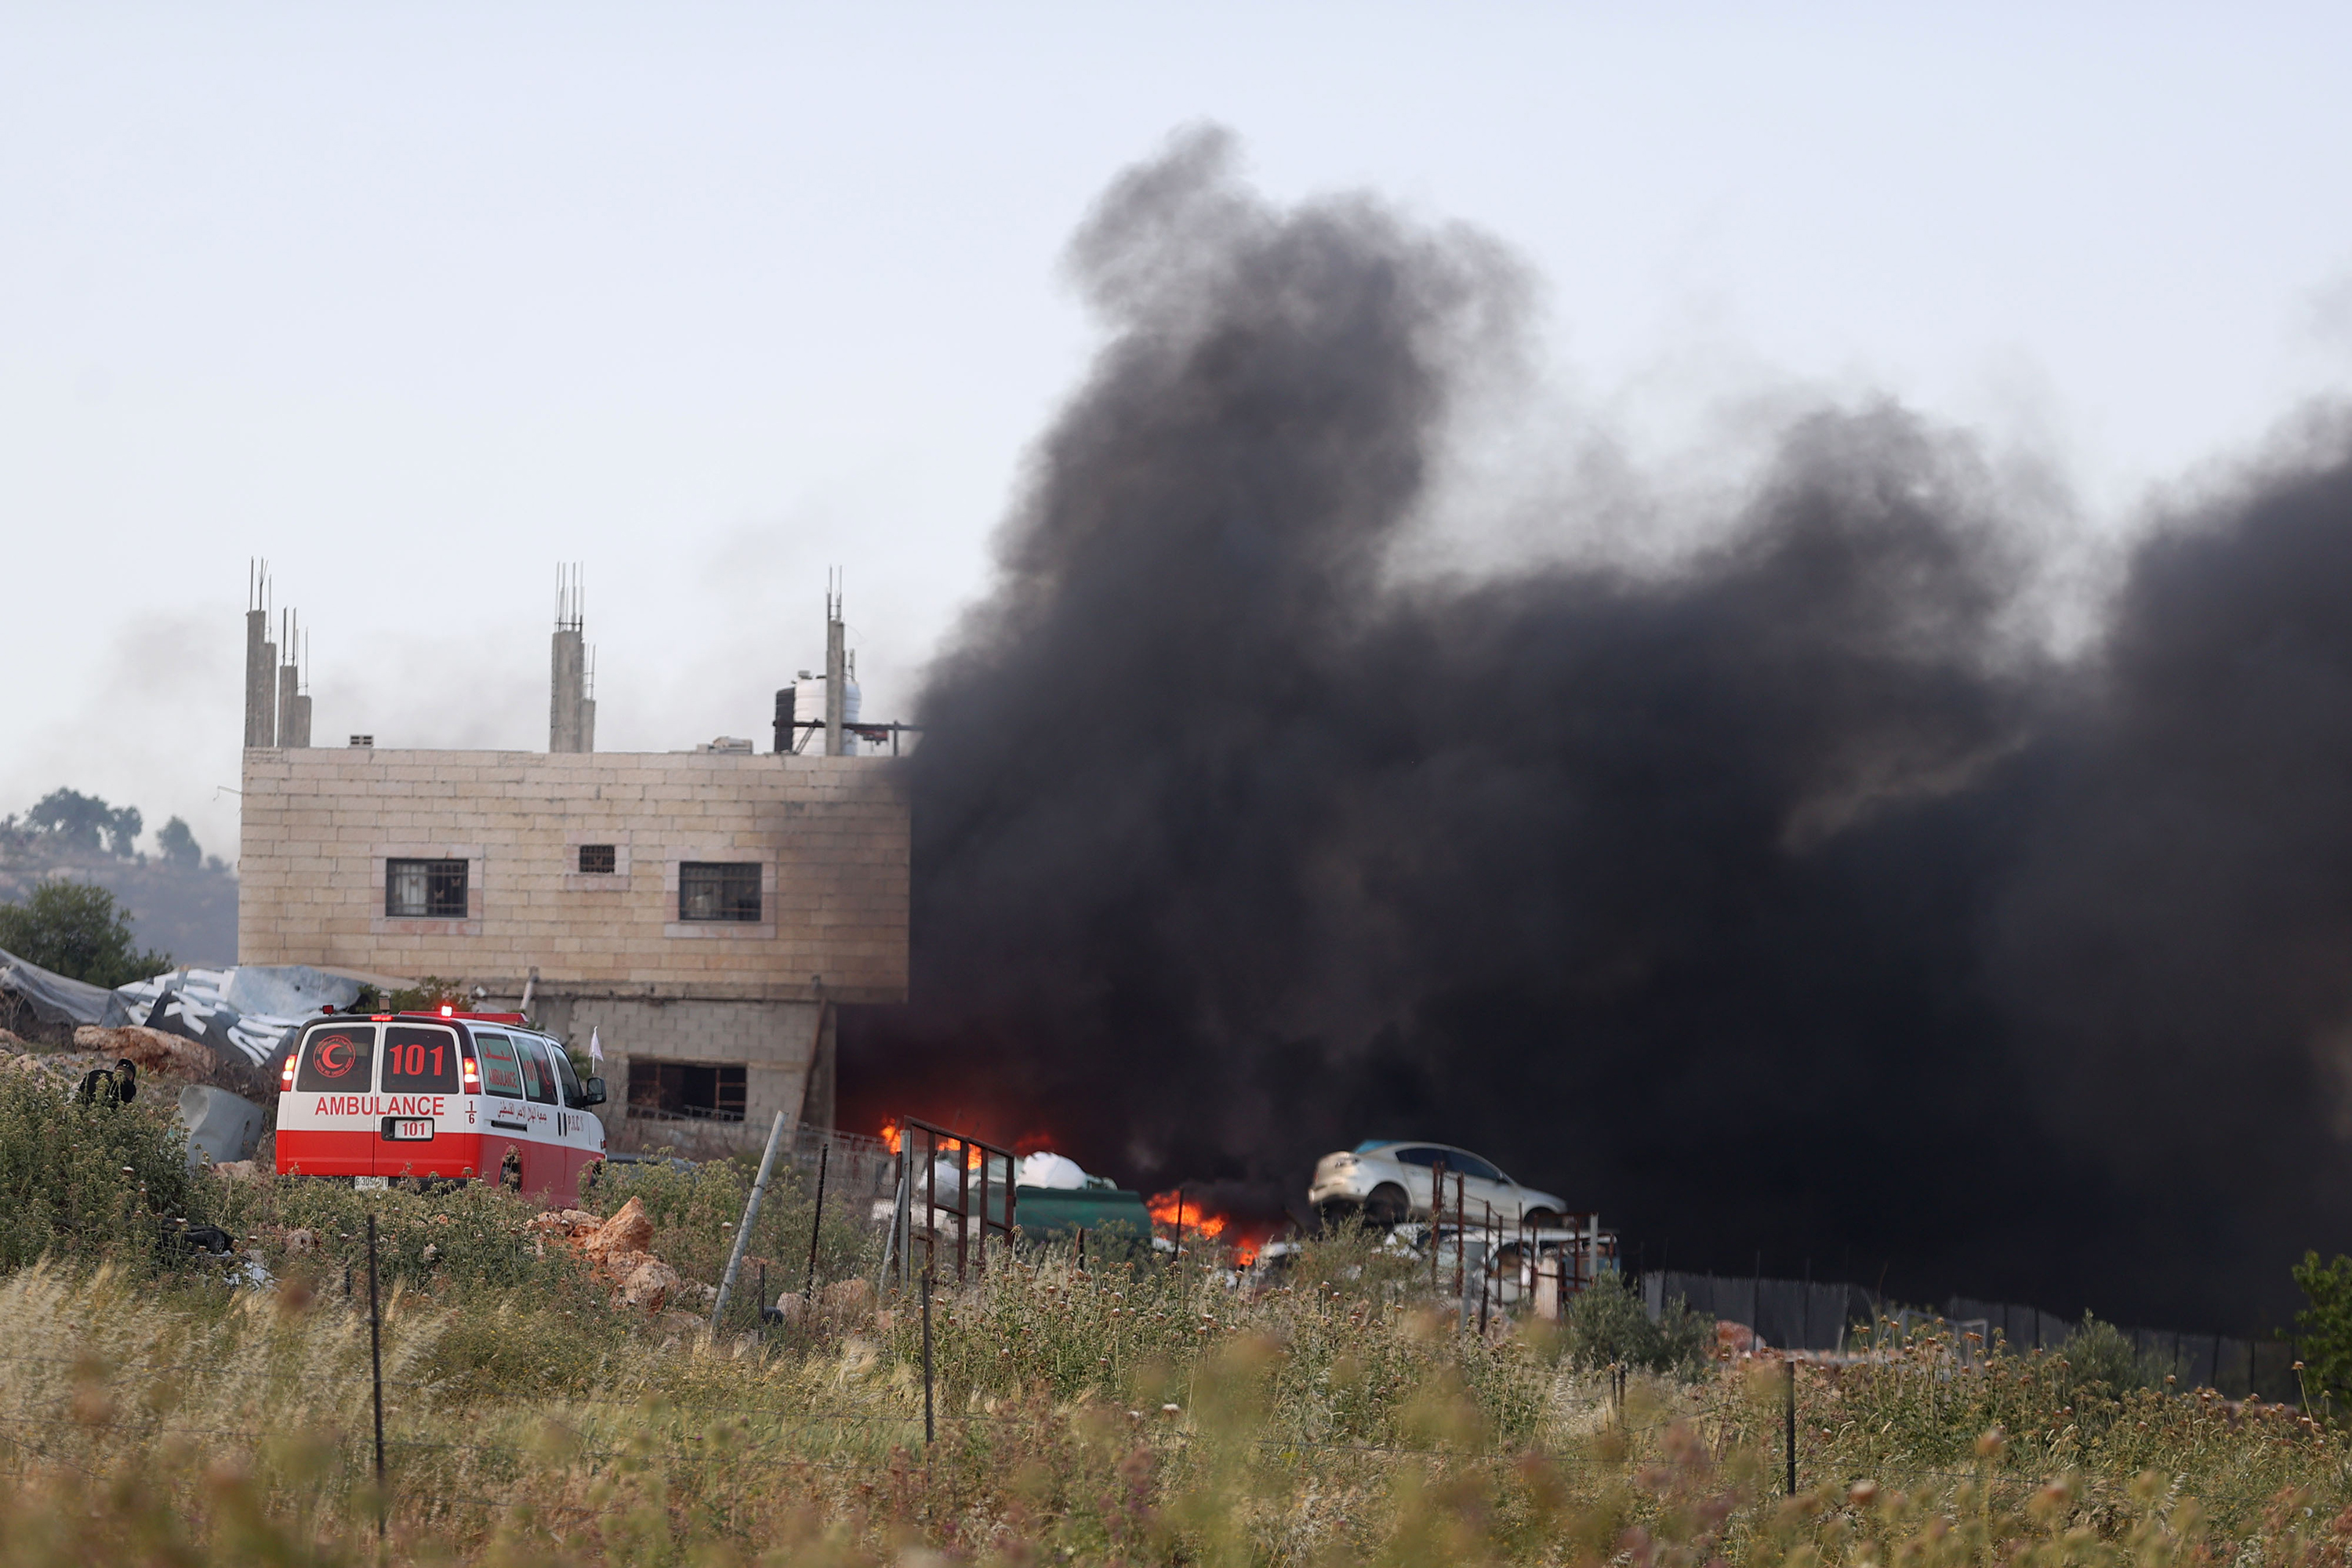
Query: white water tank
xmin=1017 ymin=1152 xmax=1091 ymax=1189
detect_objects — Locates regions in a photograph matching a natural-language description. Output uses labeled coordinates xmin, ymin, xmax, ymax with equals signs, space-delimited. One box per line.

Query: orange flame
xmin=878 ymin=1119 xmax=988 ymax=1172
xmin=1146 ymin=1190 xmax=1228 ymax=1240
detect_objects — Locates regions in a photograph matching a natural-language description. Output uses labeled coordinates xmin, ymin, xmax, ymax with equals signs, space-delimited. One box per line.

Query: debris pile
xmin=527 ymin=1197 xmax=688 ymax=1314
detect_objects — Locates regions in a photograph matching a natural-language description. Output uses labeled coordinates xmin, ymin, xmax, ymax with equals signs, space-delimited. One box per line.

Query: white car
xmin=1309 ymin=1141 xmax=1566 ymax=1230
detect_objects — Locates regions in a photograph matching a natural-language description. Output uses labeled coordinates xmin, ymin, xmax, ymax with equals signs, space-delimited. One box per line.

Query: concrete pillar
xmin=823 ymin=605 xmax=845 ymax=757
xmin=278 ymin=656 xmax=301 ymax=748
xmin=244 ymin=609 xmax=276 ymax=749
xmin=550 ymin=627 xmax=585 ymax=753
xmin=804 ymin=1003 xmax=837 ymax=1130
xmin=289 ymin=693 xmax=313 ymax=748
xmin=580 ymin=695 xmax=595 ymax=753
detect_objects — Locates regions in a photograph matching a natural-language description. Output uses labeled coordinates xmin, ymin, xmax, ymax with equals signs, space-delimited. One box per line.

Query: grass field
xmin=0 ymin=1076 xmax=2346 ymax=1565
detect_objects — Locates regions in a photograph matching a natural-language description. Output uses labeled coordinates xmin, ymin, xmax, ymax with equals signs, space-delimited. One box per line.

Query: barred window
xmin=578 ymin=844 xmax=617 ymax=874
xmin=679 ymin=862 xmax=760 ymax=923
xmin=628 ymin=1060 xmax=746 ymax=1122
xmin=387 ymin=858 xmax=468 ymax=919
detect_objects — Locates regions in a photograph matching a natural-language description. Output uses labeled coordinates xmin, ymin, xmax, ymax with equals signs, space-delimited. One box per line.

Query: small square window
xmin=386 ymin=858 xmax=467 ymax=919
xmin=578 ymin=844 xmax=617 ymax=874
xmin=679 ymin=862 xmax=761 ymax=923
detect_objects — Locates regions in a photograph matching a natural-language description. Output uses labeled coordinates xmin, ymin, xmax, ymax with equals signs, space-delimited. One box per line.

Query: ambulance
xmin=274 ymin=1008 xmax=608 ymax=1205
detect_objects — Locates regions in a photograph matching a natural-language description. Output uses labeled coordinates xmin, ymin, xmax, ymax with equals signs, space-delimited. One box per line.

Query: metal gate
xmin=880 ymin=1116 xmax=1015 ymax=1287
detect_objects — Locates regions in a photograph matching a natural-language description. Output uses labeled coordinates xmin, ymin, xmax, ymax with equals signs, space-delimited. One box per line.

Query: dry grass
xmin=1 ymin=1078 xmax=2344 ymax=1563
xmin=1 ymin=1216 xmax=2349 ymax=1566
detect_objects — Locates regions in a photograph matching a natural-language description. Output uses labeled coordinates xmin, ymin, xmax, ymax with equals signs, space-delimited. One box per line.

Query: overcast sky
xmin=6 ymin=3 xmax=2351 ymax=862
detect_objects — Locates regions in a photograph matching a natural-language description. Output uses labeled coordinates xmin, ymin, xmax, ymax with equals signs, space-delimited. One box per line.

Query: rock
xmin=282 ymin=1228 xmax=319 ymax=1254
xmin=210 ymin=1160 xmax=261 ymax=1181
xmin=8 ymin=1051 xmax=52 ymax=1076
xmin=771 ymin=1290 xmax=808 ymax=1323
xmin=618 ymin=1257 xmax=682 ymax=1313
xmin=1715 ymin=1319 xmax=1768 ymax=1356
xmin=0 ymin=1029 xmax=26 ymax=1049
xmin=72 ymin=1025 xmax=216 ymax=1079
xmin=583 ymin=1197 xmax=654 ymax=1263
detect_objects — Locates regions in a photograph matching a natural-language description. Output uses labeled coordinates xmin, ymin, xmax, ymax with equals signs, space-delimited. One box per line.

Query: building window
xmin=679 ymin=862 xmax=760 ymax=923
xmin=386 ymin=858 xmax=467 ymax=918
xmin=578 ymin=844 xmax=617 ymax=874
xmin=627 ymin=1060 xmax=746 ymax=1122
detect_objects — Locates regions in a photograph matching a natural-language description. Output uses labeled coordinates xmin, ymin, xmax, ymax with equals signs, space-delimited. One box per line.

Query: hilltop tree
xmin=24 ymin=789 xmax=142 ymax=858
xmin=155 ymin=817 xmax=201 ymax=869
xmin=0 ymin=882 xmax=172 ymax=987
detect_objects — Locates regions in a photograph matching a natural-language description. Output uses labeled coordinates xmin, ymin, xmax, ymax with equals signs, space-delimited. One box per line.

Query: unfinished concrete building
xmin=234 ymin=568 xmax=908 ymax=1141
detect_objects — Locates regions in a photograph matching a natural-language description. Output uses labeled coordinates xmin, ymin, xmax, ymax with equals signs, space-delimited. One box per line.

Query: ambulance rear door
xmin=377 ymin=1022 xmax=464 ymax=1180
xmin=280 ymin=1022 xmax=379 ymax=1176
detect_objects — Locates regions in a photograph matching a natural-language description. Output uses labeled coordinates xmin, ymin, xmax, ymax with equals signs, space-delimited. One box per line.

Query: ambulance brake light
xmin=279 ymin=1053 xmax=297 ymax=1091
xmin=461 ymin=1055 xmax=481 ymax=1091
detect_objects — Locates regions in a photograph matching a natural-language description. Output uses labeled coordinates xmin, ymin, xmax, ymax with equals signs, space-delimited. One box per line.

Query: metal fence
xmin=1642 ymin=1271 xmax=2299 ymax=1402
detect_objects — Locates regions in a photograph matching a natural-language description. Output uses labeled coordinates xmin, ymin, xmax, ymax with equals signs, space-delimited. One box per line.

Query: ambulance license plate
xmin=387 ymin=1118 xmax=434 ymax=1141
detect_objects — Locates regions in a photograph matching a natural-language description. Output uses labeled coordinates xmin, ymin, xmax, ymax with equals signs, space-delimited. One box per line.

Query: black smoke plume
xmin=841 ymin=129 xmax=2352 ymax=1331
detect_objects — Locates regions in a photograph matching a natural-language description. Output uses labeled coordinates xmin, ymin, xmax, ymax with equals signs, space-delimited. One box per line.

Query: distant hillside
xmin=1 ymin=789 xmax=239 ymax=968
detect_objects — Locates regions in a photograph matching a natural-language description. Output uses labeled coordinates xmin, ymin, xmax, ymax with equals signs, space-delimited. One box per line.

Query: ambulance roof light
xmin=439 ymin=1004 xmax=453 ymax=1017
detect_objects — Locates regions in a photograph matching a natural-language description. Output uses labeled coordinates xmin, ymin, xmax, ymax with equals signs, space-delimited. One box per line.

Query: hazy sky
xmin=6 ymin=3 xmax=2350 ymax=862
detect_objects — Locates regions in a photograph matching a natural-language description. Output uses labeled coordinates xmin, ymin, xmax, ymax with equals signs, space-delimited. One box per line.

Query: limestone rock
xmin=619 ymin=1257 xmax=682 ymax=1313
xmin=71 ymin=1025 xmax=216 ymax=1079
xmin=583 ymin=1197 xmax=653 ymax=1264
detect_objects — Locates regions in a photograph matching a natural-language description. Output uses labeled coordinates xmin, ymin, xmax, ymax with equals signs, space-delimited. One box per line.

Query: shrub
xmin=0 ymin=881 xmax=170 ymax=987
xmin=0 ymin=1071 xmax=210 ymax=1271
xmin=2296 ymin=1250 xmax=2352 ymax=1407
xmin=2060 ymin=1312 xmax=2161 ymax=1393
xmin=1563 ymin=1269 xmax=1713 ymax=1375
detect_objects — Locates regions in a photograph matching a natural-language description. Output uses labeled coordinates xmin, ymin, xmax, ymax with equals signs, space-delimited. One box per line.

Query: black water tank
xmin=773 ymin=685 xmax=796 ymax=753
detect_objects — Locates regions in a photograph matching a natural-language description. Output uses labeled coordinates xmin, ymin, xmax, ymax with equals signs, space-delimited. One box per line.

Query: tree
xmin=156 ymin=817 xmax=201 ymax=869
xmin=24 ymin=789 xmax=142 ymax=858
xmin=2294 ymin=1251 xmax=2352 ymax=1406
xmin=0 ymin=881 xmax=172 ymax=988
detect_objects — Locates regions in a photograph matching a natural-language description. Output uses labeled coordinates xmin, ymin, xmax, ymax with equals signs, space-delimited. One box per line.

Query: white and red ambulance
xmin=274 ymin=1008 xmax=608 ymax=1205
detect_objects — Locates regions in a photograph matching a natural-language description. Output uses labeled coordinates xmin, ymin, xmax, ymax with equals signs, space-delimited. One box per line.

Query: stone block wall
xmin=237 ymin=748 xmax=909 ymax=1002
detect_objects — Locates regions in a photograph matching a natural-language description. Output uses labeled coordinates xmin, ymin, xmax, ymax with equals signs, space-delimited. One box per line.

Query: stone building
xmin=234 ymin=573 xmax=908 ymax=1139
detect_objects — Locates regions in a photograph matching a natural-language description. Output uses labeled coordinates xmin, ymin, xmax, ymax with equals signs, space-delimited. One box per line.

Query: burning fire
xmin=1147 ymin=1191 xmax=1274 ymax=1265
xmin=877 ymin=1119 xmax=988 ymax=1172
xmin=1146 ymin=1190 xmax=1226 ymax=1240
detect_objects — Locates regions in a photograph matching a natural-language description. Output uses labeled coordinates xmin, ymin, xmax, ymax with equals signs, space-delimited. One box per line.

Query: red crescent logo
xmin=314 ymin=1035 xmax=356 ymax=1079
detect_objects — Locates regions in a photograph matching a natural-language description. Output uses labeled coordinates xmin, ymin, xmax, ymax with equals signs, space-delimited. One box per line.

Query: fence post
xmin=366 ymin=1212 xmax=386 ymax=1540
xmin=804 ymin=1140 xmax=830 ymax=1295
xmin=1784 ymin=1357 xmax=1797 ymax=1496
xmin=713 ymin=1111 xmax=788 ymax=1330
